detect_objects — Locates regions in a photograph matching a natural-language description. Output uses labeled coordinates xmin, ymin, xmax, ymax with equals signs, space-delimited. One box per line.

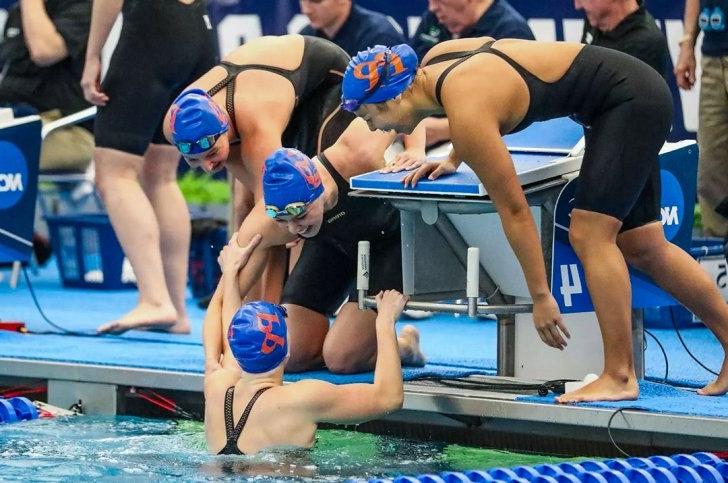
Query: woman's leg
xmin=557 ymin=209 xmax=639 ymax=403
xmin=323 ymin=302 xmax=425 ymax=374
xmin=280 ymin=303 xmax=329 ymax=372
xmin=618 ymin=221 xmax=728 ymax=395
xmin=140 ymin=143 xmax=191 ymax=333
xmin=94 ymin=147 xmax=179 ymax=334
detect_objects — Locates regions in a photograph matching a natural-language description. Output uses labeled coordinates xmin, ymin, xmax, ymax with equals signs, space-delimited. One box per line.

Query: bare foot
xmin=147 ymin=317 xmax=191 ymax=335
xmin=97 ymin=303 xmax=184 ymax=335
xmin=556 ymin=373 xmax=638 ymax=404
xmin=398 ymin=324 xmax=426 ymax=367
xmin=698 ymin=355 xmax=728 ymax=396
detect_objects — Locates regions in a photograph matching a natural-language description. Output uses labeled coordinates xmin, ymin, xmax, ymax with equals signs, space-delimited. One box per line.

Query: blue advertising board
xmin=550 ymin=142 xmax=699 ymax=313
xmin=0 ymin=117 xmax=41 ymax=264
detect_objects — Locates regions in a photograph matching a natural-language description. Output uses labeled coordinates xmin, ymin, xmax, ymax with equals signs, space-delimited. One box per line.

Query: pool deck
xmin=1 ymin=356 xmax=726 ymax=453
xmin=2 ymin=261 xmax=727 ymax=454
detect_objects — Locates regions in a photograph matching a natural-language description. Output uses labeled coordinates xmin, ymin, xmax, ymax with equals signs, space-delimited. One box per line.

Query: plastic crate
xmin=45 ymin=213 xmax=136 ymax=290
xmin=188 ymin=220 xmax=227 ymax=300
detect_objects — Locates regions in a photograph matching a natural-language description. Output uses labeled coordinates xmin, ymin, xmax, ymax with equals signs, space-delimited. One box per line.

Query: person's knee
xmin=322 ymin=341 xmax=373 ymax=374
xmin=93 ymin=167 xmax=117 ymax=200
xmin=322 ymin=349 xmax=359 ymax=374
xmin=94 ymin=151 xmax=141 ymax=198
xmin=568 ymin=219 xmax=592 ymax=256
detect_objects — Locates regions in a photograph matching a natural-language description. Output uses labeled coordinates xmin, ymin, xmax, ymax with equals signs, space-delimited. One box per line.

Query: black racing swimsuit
xmin=206 ymin=36 xmax=355 ymax=157
xmin=217 ymin=386 xmax=270 ymax=456
xmin=95 ymin=0 xmax=216 ymax=156
xmin=280 ymin=153 xmax=403 ymax=316
xmin=428 ymin=41 xmax=674 ymax=231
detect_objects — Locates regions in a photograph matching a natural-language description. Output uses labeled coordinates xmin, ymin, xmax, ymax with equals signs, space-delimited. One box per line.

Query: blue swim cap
xmin=341 ymin=44 xmax=419 ymax=112
xmin=169 ymin=88 xmax=229 ymax=154
xmin=228 ymin=301 xmax=288 ymax=374
xmin=262 ymin=148 xmax=323 ymax=217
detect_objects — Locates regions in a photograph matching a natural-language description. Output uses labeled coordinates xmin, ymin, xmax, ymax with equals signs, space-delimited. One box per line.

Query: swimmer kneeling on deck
xmin=204 ymin=234 xmax=408 ymax=455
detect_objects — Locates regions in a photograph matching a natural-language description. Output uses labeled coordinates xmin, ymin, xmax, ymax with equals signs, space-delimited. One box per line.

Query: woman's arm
xmin=85 ymin=0 xmax=121 ymax=59
xmin=80 ymin=0 xmax=122 ymax=105
xmin=447 ymin=106 xmax=569 ymax=350
xmin=20 ymin=0 xmax=68 ymax=66
xmin=294 ymin=290 xmax=408 ymax=424
xmin=203 ymin=207 xmax=294 ymax=370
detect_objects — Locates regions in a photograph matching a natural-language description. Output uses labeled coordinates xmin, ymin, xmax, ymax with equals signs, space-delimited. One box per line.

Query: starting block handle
xmin=358 ymin=297 xmax=531 ymax=315
xmin=466 ymin=247 xmax=479 ymax=318
xmin=357 ymin=241 xmax=370 ymax=310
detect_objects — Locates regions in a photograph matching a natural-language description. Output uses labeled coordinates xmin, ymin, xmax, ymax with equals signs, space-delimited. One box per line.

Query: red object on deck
xmin=0 ymin=321 xmax=27 ymax=333
xmin=714 ymin=451 xmax=728 ymax=460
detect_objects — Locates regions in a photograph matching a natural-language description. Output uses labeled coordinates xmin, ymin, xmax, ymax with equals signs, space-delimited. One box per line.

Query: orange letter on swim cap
xmin=257 ymin=312 xmax=285 ymax=354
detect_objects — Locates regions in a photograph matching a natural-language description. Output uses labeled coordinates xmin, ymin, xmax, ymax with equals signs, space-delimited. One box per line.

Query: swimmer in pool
xmin=204 ymin=233 xmax=409 ymax=455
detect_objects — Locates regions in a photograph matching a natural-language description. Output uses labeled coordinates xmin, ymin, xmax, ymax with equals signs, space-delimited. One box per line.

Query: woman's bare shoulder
xmin=422 ymin=36 xmax=495 ymax=66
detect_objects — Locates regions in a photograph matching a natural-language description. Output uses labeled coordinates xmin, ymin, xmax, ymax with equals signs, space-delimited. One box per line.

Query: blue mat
xmin=644 ymin=326 xmax=724 ymax=389
xmin=517 ymin=380 xmax=728 ymax=419
xmin=0 ymin=261 xmax=497 ymax=381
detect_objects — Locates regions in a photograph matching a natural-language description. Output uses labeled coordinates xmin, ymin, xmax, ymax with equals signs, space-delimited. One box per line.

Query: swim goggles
xmin=175 ymin=133 xmax=224 ymax=155
xmin=341 ymin=50 xmax=393 ymax=112
xmin=265 ymin=201 xmax=308 ymax=221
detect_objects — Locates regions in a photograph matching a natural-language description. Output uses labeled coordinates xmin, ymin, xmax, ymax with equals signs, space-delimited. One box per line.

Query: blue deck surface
xmin=502 ymin=117 xmax=584 ymax=152
xmin=349 ymin=153 xmax=563 ymax=196
xmin=350 ymin=117 xmax=583 ymax=196
xmin=1 ymin=261 xmax=726 ymax=417
xmin=0 ymin=261 xmax=496 ymax=379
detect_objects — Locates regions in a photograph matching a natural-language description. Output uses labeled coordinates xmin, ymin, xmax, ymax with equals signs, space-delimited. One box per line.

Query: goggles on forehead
xmin=175 ymin=132 xmax=223 ymax=155
xmin=341 ymin=50 xmax=393 ymax=112
xmin=265 ymin=201 xmax=308 ymax=221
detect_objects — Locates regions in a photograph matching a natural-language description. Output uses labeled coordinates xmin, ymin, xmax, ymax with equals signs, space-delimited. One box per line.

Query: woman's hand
xmin=217 ymin=234 xmax=262 ymax=274
xmin=401 ymin=157 xmax=459 ymax=188
xmin=80 ymin=55 xmax=109 ymax=105
xmin=375 ymin=290 xmax=409 ymax=323
xmin=380 ymin=147 xmax=427 ymax=174
xmin=532 ymin=294 xmax=570 ymax=350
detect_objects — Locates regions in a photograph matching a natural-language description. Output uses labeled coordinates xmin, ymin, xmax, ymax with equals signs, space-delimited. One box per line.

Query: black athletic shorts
xmin=94 ymin=0 xmax=217 ymax=156
xmin=573 ymin=47 xmax=674 ymax=232
xmin=280 ymin=232 xmax=403 ymax=317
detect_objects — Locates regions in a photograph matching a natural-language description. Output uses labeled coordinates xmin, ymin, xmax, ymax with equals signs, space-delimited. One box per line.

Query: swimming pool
xmin=0 ymin=416 xmax=574 ymax=481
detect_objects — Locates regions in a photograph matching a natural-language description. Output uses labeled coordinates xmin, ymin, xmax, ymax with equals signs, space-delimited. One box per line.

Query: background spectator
xmin=409 ymin=0 xmax=534 ymax=147
xmin=299 ymin=0 xmax=405 ymax=56
xmin=0 ymin=0 xmax=93 ymax=172
xmin=411 ymin=0 xmax=534 ymax=61
xmin=676 ymin=0 xmax=728 ymax=238
xmin=577 ymin=0 xmax=669 ymax=78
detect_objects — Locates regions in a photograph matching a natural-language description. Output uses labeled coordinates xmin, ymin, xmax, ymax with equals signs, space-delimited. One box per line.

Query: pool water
xmin=0 ymin=416 xmax=577 ymax=481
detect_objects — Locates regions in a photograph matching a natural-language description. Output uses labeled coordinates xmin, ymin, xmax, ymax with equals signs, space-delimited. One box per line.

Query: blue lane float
xmin=365 ymin=451 xmax=726 ymax=483
xmin=0 ymin=397 xmax=19 ymax=423
xmin=8 ymin=396 xmax=39 ymax=421
xmin=0 ymin=397 xmax=39 ymax=424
